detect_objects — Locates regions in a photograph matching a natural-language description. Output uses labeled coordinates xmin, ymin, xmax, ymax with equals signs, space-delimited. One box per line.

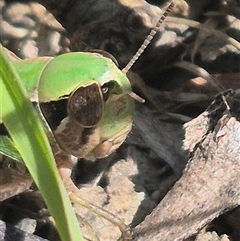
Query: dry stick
xmin=133 ymin=91 xmax=240 ymax=241
xmin=173 ymin=61 xmax=225 ymax=92
xmin=166 ymin=16 xmax=240 ymax=50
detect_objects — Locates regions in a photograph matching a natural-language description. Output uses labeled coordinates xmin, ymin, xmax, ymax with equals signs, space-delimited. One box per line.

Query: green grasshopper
xmin=0 ymin=2 xmax=174 ymax=240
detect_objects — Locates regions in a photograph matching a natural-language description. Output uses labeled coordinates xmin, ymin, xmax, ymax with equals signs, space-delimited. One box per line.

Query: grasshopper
xmin=0 ymin=2 xmax=174 ymax=240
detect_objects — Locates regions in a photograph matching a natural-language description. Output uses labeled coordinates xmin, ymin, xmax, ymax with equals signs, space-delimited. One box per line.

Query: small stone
xmin=15 ymin=218 xmax=37 ymax=234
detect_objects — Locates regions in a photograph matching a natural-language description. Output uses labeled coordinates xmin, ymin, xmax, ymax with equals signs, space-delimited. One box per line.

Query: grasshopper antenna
xmin=122 ymin=1 xmax=175 ymax=74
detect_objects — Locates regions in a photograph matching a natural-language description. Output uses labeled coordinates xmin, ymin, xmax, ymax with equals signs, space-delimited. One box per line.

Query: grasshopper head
xmin=39 ymin=53 xmax=134 ymax=161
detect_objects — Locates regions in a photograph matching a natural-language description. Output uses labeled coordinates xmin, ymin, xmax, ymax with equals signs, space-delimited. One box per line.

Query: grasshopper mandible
xmin=0 ymin=2 xmax=174 ymax=240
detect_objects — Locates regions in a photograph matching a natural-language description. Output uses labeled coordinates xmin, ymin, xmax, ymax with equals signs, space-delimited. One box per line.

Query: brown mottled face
xmin=53 ymin=116 xmax=101 ymax=160
xmin=53 ymin=117 xmax=130 ymax=161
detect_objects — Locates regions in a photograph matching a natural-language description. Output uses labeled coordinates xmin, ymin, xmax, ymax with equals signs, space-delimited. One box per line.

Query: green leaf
xmin=0 ymin=135 xmax=22 ymax=162
xmin=0 ymin=44 xmax=83 ymax=241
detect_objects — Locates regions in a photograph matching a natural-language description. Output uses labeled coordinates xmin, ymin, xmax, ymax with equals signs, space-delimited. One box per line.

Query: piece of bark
xmin=195 ymin=231 xmax=230 ymax=241
xmin=132 ymin=89 xmax=240 ymax=241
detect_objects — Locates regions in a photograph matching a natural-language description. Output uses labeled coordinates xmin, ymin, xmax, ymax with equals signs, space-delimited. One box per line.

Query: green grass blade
xmin=0 ymin=45 xmax=83 ymax=241
xmin=0 ymin=135 xmax=22 ymax=162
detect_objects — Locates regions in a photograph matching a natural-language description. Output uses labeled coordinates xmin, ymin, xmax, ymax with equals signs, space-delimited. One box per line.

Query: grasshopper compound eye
xmin=101 ymin=80 xmax=116 ymax=101
xmin=67 ymin=82 xmax=104 ymax=128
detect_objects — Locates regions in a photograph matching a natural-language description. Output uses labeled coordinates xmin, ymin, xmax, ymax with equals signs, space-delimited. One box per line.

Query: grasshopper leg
xmin=56 ymin=152 xmax=132 ymax=241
